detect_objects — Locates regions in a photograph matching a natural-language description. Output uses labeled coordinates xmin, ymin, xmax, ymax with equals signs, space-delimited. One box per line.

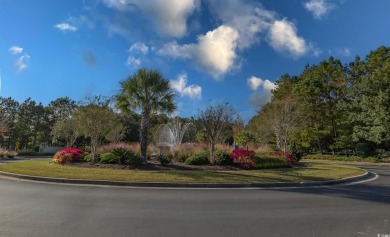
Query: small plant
xmin=156 ymin=154 xmax=172 ymax=166
xmin=184 ymin=151 xmax=209 ymax=165
xmin=52 ymin=148 xmax=84 ymax=164
xmin=99 ymin=152 xmax=117 ymax=164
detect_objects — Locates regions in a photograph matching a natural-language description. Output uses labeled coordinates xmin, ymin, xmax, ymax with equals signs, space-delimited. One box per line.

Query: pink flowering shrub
xmin=269 ymin=151 xmax=294 ymax=165
xmin=230 ymin=149 xmax=256 ymax=169
xmin=52 ymin=148 xmax=84 ymax=164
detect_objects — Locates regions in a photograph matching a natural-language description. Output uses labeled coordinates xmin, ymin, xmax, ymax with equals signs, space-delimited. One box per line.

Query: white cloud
xmin=170 ymin=74 xmax=201 ymax=99
xmin=126 ymin=56 xmax=141 ymax=67
xmin=55 ymin=23 xmax=78 ymax=32
xmin=247 ymin=76 xmax=276 ymax=108
xmin=159 ymin=25 xmax=239 ymax=79
xmin=15 ymin=54 xmax=30 ymax=72
xmin=337 ymin=47 xmax=351 ymax=57
xmin=247 ymin=76 xmax=262 ymax=91
xmin=8 ymin=46 xmax=23 ymax=55
xmin=129 ymin=42 xmax=149 ymax=54
xmin=207 ymin=0 xmax=275 ymax=50
xmin=268 ymin=19 xmax=308 ymax=57
xmin=102 ymin=0 xmax=199 ymax=38
xmin=304 ymin=0 xmax=335 ymax=19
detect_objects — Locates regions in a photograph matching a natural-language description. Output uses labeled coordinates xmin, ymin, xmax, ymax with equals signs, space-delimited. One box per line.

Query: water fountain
xmin=155 ymin=117 xmax=193 ymax=155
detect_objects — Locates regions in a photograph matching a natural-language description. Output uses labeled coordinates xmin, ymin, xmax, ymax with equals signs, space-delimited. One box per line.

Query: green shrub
xmin=214 ymin=150 xmax=233 ymax=165
xmin=255 ymin=157 xmax=289 ymax=169
xmin=125 ymin=153 xmax=142 ymax=166
xmin=83 ymin=153 xmax=100 ymax=163
xmin=111 ymin=148 xmax=142 ymax=165
xmin=156 ymin=154 xmax=172 ymax=165
xmin=355 ymin=143 xmax=373 ymax=157
xmin=100 ymin=152 xmax=117 ymax=164
xmin=290 ymin=144 xmax=303 ymax=162
xmin=185 ymin=151 xmax=209 ymax=165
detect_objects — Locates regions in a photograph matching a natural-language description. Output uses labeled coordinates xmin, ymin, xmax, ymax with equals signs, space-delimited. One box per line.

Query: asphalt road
xmin=0 ymin=165 xmax=389 ymax=237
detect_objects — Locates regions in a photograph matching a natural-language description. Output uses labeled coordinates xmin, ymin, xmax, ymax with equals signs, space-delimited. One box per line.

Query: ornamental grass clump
xmin=52 ymin=148 xmax=84 ymax=164
xmin=230 ymin=149 xmax=256 ymax=169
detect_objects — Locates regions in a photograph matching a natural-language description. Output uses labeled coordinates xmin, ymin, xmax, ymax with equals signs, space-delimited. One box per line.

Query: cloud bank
xmin=102 ymin=0 xmax=199 ymax=38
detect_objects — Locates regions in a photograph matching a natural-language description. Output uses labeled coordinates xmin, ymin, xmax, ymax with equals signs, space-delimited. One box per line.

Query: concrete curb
xmin=0 ymin=169 xmax=374 ymax=188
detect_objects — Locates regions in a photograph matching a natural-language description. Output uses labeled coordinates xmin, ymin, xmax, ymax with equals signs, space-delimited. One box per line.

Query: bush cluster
xmin=269 ymin=151 xmax=294 ymax=165
xmin=255 ymin=157 xmax=288 ymax=169
xmin=230 ymin=149 xmax=256 ymax=169
xmin=52 ymin=148 xmax=84 ymax=164
xmin=214 ymin=150 xmax=233 ymax=165
xmin=185 ymin=151 xmax=209 ymax=165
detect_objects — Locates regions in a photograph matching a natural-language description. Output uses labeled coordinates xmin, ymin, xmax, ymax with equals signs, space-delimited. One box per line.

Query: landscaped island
xmin=0 ymin=160 xmax=364 ymax=183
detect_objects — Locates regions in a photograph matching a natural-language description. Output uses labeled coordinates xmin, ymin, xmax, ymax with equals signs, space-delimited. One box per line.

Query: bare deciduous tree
xmin=261 ymin=96 xmax=302 ymax=153
xmin=197 ymin=104 xmax=238 ymax=164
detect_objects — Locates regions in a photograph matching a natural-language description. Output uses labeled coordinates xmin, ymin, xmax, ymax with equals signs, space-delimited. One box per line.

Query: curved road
xmin=0 ymin=165 xmax=389 ymax=237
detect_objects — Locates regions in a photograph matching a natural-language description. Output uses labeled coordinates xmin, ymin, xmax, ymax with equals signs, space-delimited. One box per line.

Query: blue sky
xmin=1 ymin=0 xmax=389 ymax=122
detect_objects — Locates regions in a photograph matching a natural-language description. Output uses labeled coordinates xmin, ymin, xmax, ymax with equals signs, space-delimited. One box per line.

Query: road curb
xmin=0 ymin=169 xmax=374 ymax=188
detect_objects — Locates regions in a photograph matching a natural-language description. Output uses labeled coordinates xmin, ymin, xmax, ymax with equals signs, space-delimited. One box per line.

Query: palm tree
xmin=116 ymin=69 xmax=176 ymax=163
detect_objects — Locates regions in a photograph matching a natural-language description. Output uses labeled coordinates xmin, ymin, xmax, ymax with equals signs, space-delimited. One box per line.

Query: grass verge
xmin=0 ymin=161 xmax=364 ymax=183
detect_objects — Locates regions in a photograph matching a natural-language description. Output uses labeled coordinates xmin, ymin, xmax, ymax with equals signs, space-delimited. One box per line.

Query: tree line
xmin=1 ymin=46 xmax=387 ymax=160
xmin=248 ymin=46 xmax=389 ymax=155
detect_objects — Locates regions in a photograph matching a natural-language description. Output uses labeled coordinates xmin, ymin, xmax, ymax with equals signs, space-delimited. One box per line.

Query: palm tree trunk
xmin=140 ymin=110 xmax=149 ymax=163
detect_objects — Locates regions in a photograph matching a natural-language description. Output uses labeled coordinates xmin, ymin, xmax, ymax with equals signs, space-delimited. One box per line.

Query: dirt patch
xmin=70 ymin=160 xmax=243 ymax=171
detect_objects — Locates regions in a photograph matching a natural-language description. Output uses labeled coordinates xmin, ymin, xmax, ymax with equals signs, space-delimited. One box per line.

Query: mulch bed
xmin=70 ymin=160 xmax=243 ymax=171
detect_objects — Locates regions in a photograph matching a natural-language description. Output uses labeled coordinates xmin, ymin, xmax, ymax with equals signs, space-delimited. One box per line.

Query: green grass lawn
xmin=0 ymin=161 xmax=364 ymax=183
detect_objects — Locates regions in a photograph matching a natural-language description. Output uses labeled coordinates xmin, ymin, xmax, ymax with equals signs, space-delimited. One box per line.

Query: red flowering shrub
xmin=230 ymin=149 xmax=256 ymax=169
xmin=269 ymin=151 xmax=294 ymax=165
xmin=52 ymin=148 xmax=84 ymax=164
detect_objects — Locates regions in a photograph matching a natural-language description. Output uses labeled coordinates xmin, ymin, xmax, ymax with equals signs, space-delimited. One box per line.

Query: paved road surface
xmin=0 ymin=165 xmax=389 ymax=237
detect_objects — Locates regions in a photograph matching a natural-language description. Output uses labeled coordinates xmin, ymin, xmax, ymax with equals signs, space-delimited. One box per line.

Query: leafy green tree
xmin=47 ymin=97 xmax=77 ymax=122
xmin=349 ymin=46 xmax=390 ymax=147
xmin=116 ymin=69 xmax=176 ymax=162
xmin=51 ymin=117 xmax=80 ymax=147
xmin=0 ymin=97 xmax=19 ymax=148
xmin=76 ymin=101 xmax=123 ymax=163
xmin=294 ymin=57 xmax=349 ymax=152
xmin=234 ymin=131 xmax=255 ymax=147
